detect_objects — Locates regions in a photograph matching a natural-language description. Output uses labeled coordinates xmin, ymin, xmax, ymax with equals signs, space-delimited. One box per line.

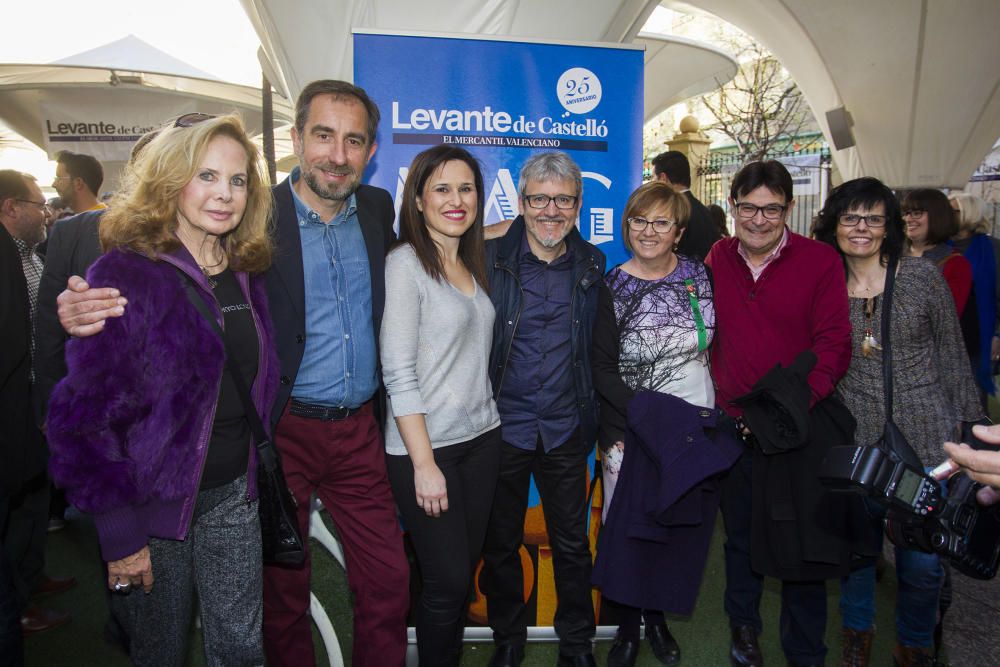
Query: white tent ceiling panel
xmin=638 ymin=33 xmax=738 ymax=121
xmin=669 ymin=0 xmax=1000 ymax=188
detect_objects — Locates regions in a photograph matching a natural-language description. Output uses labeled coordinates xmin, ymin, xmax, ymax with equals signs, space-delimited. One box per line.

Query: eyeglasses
xmin=174 ymin=112 xmax=216 ymax=128
xmin=838 ymin=214 xmax=887 ymax=228
xmin=523 ymin=193 xmax=578 ymax=210
xmin=902 ymin=209 xmax=925 ymax=218
xmin=734 ymin=202 xmax=787 ymax=220
xmin=627 ymin=216 xmax=677 ymax=233
xmin=16 ymin=198 xmax=50 ymax=212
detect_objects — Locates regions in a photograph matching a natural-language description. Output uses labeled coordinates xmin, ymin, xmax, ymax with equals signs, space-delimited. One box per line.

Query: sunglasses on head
xmin=173 ymin=112 xmax=216 ymax=128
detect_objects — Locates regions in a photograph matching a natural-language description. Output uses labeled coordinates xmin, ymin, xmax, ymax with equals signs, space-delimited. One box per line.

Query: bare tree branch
xmin=700 ymin=39 xmax=812 ymax=160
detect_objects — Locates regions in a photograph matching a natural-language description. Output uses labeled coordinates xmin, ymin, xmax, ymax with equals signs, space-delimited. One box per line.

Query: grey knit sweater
xmin=380 ymin=244 xmax=500 ymax=455
xmin=836 ymin=257 xmax=983 ymax=464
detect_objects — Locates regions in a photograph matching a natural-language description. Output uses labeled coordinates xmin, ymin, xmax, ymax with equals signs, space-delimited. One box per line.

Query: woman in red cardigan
xmin=903 ymin=188 xmax=979 ymax=369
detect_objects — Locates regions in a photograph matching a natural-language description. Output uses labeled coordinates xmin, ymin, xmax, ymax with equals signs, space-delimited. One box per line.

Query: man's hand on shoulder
xmin=58 ymin=275 xmax=127 ymax=337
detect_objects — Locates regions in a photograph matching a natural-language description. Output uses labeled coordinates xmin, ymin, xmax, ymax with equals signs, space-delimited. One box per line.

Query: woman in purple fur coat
xmin=46 ymin=114 xmax=278 ymax=666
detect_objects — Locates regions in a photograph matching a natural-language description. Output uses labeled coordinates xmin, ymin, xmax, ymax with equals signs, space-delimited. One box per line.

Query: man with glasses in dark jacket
xmin=482 ymin=151 xmax=604 ymax=667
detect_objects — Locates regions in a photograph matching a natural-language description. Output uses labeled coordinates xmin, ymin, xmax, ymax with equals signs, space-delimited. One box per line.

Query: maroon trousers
xmin=262 ymin=402 xmax=410 ymax=667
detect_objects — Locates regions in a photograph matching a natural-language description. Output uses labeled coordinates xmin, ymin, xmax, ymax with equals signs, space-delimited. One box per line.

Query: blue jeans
xmin=840 ymin=548 xmax=943 ymax=647
xmin=839 ymin=473 xmax=945 ymax=648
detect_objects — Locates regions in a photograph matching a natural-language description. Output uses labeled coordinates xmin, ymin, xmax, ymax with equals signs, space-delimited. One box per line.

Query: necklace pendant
xmin=861 ymin=332 xmax=882 ymax=358
xmin=200 ymin=266 xmax=218 ymax=289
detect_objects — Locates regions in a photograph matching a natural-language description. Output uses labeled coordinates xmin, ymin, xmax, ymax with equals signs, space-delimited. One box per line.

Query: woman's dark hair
xmin=902 ymin=188 xmax=958 ymax=245
xmin=708 ymin=203 xmax=729 ymax=237
xmin=397 ymin=145 xmax=488 ymax=290
xmin=814 ymin=176 xmax=904 ymax=267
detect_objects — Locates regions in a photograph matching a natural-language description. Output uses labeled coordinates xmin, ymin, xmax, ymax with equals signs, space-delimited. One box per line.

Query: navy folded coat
xmin=592 ymin=390 xmax=742 ymax=614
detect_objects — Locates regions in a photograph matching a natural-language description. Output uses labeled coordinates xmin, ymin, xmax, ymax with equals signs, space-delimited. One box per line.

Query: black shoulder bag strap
xmin=880 ymin=256 xmax=924 ymax=469
xmin=176 ymin=273 xmax=278 ymax=470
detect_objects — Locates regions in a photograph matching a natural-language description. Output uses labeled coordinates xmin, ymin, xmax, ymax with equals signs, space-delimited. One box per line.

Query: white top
xmin=380 ymin=245 xmax=501 ymax=455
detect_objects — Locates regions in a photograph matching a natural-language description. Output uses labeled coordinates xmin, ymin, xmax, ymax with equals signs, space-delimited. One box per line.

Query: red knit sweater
xmin=706 ymin=232 xmax=852 ymax=416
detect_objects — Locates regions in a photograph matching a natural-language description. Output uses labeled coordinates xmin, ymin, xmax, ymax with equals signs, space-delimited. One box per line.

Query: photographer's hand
xmin=944 ymin=425 xmax=1000 ymax=505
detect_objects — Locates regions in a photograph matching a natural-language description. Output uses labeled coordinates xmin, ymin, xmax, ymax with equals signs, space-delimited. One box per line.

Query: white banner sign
xmin=40 ymin=97 xmax=195 ymax=161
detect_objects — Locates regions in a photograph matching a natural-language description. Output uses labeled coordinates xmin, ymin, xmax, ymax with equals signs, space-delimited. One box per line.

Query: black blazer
xmin=1 ymin=225 xmax=45 ymax=496
xmin=267 ymin=179 xmax=396 ymax=427
xmin=676 ymin=191 xmax=721 ymax=262
xmin=34 ymin=210 xmax=104 ymax=423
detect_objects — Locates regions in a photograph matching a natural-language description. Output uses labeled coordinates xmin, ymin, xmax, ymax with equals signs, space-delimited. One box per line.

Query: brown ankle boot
xmin=840 ymin=627 xmax=874 ymax=667
xmin=892 ymin=643 xmax=934 ymax=667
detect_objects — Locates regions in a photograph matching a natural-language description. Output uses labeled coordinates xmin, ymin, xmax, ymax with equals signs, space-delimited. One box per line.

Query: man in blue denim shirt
xmin=261 ymin=81 xmax=409 ymax=667
xmin=482 ymin=152 xmax=605 ymax=667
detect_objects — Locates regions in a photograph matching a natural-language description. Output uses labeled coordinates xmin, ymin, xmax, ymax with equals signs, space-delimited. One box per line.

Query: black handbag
xmin=177 ymin=271 xmax=306 ymax=566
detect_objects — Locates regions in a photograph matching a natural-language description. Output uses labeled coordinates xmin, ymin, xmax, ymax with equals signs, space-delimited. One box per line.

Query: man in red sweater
xmin=705 ymin=160 xmax=851 ymax=667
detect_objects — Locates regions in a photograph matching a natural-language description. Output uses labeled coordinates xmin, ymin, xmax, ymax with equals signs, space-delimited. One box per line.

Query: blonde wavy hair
xmin=100 ymin=114 xmax=273 ymax=273
xmin=949 ymin=192 xmax=991 ymax=236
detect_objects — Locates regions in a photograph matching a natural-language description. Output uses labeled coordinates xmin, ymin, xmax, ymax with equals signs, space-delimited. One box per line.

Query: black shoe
xmin=557 ymin=653 xmax=597 ymax=667
xmin=607 ymin=635 xmax=640 ymax=667
xmin=488 ymin=643 xmax=525 ymax=667
xmin=730 ymin=625 xmax=763 ymax=667
xmin=646 ymin=621 xmax=681 ymax=665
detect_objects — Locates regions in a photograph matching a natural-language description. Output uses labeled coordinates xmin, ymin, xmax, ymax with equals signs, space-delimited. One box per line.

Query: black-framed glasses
xmin=174 ymin=112 xmax=216 ymax=128
xmin=734 ymin=202 xmax=787 ymax=220
xmin=839 ymin=213 xmax=887 ymax=228
xmin=902 ymin=209 xmax=926 ymax=218
xmin=523 ymin=193 xmax=578 ymax=210
xmin=627 ymin=216 xmax=677 ymax=233
xmin=16 ymin=198 xmax=50 ymax=212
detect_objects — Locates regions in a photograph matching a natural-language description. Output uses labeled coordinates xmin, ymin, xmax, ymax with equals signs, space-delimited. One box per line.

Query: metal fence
xmin=695 ymin=147 xmax=833 ymax=237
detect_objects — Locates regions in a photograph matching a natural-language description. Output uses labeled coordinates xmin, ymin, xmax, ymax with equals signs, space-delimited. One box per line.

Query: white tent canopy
xmin=0 ymin=35 xmax=293 ymax=191
xmin=51 ymin=34 xmax=221 ymax=81
xmin=669 ymin=0 xmax=1000 ymax=189
xmin=239 ymin=0 xmax=737 ymax=125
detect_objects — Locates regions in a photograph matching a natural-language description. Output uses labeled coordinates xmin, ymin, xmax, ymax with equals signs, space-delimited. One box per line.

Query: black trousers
xmin=720 ymin=450 xmax=828 ymax=664
xmin=387 ymin=429 xmax=501 ymax=667
xmin=481 ymin=431 xmax=595 ymax=656
xmin=3 ymin=471 xmax=49 ymax=607
xmin=0 ymin=496 xmax=24 ymax=667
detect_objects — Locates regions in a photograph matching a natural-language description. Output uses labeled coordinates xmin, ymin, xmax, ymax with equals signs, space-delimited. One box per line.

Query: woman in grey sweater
xmin=814 ymin=177 xmax=983 ymax=667
xmin=380 ymin=145 xmax=501 ymax=667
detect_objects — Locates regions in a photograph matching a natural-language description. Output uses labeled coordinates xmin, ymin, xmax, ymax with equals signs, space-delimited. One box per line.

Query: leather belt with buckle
xmin=289 ymin=400 xmax=362 ymax=421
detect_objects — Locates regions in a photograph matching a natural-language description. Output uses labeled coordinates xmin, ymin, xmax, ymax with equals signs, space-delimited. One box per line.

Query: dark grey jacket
xmin=485 ymin=216 xmax=605 ymax=446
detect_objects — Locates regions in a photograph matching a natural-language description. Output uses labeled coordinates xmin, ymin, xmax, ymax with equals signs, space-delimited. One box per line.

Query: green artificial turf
xmin=28 ymin=509 xmax=904 ymax=666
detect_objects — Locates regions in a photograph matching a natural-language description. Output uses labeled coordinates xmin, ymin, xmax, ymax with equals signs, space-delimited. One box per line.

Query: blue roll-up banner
xmin=353 ymin=30 xmax=642 ymax=645
xmin=354 ymin=30 xmax=643 ymax=269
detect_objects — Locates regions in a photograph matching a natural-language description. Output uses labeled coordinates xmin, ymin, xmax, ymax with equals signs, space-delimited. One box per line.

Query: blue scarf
xmin=961 ymin=233 xmax=997 ymax=395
